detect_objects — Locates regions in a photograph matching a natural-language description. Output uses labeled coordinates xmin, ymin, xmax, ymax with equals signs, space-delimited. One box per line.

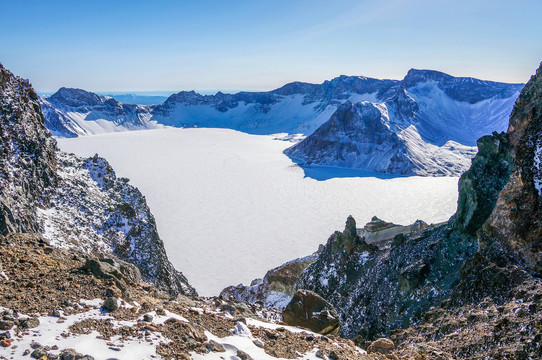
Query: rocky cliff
xmin=0 ymin=63 xmax=195 ymax=296
xmin=0 ymin=63 xmax=57 ymax=234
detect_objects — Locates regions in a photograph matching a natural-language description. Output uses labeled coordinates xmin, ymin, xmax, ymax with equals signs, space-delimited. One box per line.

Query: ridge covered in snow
xmin=41 ymin=70 xmax=522 ymax=176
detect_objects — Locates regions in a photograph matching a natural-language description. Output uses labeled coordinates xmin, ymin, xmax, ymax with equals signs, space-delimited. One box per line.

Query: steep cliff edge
xmin=0 ymin=63 xmax=57 ymax=234
xmin=0 ymin=63 xmax=195 ymax=296
xmin=480 ymin=64 xmax=542 ymax=276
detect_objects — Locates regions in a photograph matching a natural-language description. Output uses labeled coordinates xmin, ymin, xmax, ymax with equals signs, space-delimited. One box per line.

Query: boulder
xmin=102 ymin=297 xmax=119 ymax=313
xmin=282 ymin=289 xmax=340 ymax=335
xmin=367 ymin=338 xmax=395 ymax=354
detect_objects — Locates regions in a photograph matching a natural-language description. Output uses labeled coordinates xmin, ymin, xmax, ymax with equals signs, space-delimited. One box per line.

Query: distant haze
xmin=1 ymin=0 xmax=541 ymax=92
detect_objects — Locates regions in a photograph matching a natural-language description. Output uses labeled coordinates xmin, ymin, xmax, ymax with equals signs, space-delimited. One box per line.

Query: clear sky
xmin=1 ymin=0 xmax=541 ymax=92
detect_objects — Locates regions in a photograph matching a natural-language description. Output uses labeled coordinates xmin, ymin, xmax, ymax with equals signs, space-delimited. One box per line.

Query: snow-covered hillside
xmin=285 ymin=70 xmax=522 ymax=175
xmin=40 ymin=88 xmax=163 ymax=137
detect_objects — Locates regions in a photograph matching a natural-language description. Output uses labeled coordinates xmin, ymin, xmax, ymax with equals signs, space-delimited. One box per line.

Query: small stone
xmin=102 ymin=297 xmax=119 ymax=313
xmin=0 ymin=331 xmax=11 ymax=340
xmin=43 ymin=247 xmax=54 ymax=254
xmin=19 ymin=317 xmax=40 ymax=329
xmin=0 ymin=339 xmax=12 ymax=347
xmin=143 ymin=314 xmax=153 ymax=322
xmin=367 ymin=338 xmax=395 ymax=355
xmin=23 ymin=349 xmax=30 ymax=355
xmin=31 ymin=341 xmax=42 ymax=349
xmin=204 ymin=339 xmax=225 ymax=352
xmin=305 ymin=334 xmax=315 ymax=341
xmin=155 ymin=307 xmax=166 ymax=316
xmin=0 ymin=320 xmax=14 ymax=330
xmin=105 ymin=286 xmax=122 ymax=298
xmin=236 ymin=349 xmax=253 ymax=360
xmin=51 ymin=309 xmax=62 ymax=317
xmin=252 ymin=338 xmax=264 ymax=348
xmin=31 ymin=347 xmax=48 ymax=359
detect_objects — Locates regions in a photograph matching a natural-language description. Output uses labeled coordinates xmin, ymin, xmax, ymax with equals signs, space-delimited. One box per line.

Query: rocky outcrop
xmin=297 ymin=217 xmax=477 ymax=341
xmin=0 ymin=63 xmax=57 ymax=234
xmin=220 ymin=251 xmax=320 ymax=308
xmin=0 ymin=63 xmax=195 ymax=296
xmin=282 ymin=289 xmax=340 ymax=335
xmin=480 ymin=64 xmax=542 ymax=276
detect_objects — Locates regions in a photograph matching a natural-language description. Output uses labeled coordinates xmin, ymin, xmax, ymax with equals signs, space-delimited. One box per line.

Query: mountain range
xmin=40 ymin=70 xmax=523 ymax=176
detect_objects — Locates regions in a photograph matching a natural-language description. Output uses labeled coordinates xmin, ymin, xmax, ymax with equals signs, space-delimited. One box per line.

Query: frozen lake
xmin=57 ymin=128 xmax=460 ymax=296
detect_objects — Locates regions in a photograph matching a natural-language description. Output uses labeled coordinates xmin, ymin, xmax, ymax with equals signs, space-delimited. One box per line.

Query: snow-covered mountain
xmin=40 ymin=70 xmax=522 ymax=176
xmin=40 ymin=88 xmax=162 ymax=137
xmin=285 ymin=70 xmax=523 ymax=176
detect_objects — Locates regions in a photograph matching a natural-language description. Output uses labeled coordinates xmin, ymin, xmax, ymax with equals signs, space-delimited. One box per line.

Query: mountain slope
xmin=40 ymin=87 xmax=162 ymax=137
xmin=0 ymin=63 xmax=195 ymax=296
xmin=285 ymin=70 xmax=522 ymax=176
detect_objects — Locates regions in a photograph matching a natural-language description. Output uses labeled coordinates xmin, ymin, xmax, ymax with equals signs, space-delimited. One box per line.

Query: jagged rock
xmin=282 ymin=289 xmax=340 ymax=335
xmin=0 ymin=63 xmax=196 ymax=297
xmin=455 ymin=132 xmax=514 ymax=235
xmin=297 ymin=216 xmax=477 ymax=341
xmin=367 ymin=338 xmax=395 ymax=354
xmin=30 ymin=347 xmax=48 ymax=359
xmin=0 ymin=63 xmax=57 ymax=235
xmin=480 ymin=63 xmax=542 ymax=276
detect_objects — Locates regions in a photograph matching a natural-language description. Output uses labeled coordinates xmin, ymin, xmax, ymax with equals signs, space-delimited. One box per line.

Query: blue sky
xmin=1 ymin=0 xmax=541 ymax=92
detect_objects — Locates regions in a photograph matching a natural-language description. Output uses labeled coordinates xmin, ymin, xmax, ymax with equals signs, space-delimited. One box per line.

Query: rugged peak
xmin=50 ymin=87 xmax=105 ymax=107
xmin=402 ymin=68 xmax=453 ymax=86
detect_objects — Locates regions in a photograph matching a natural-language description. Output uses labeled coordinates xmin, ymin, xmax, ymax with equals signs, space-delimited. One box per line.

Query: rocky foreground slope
xmin=0 ymin=63 xmax=195 ymax=297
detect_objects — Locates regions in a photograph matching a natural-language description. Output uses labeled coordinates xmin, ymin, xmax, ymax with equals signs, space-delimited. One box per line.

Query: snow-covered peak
xmin=49 ymin=87 xmax=108 ymax=108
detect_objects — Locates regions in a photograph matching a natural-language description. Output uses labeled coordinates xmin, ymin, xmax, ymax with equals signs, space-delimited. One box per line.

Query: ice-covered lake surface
xmin=57 ymin=128 xmax=461 ymax=296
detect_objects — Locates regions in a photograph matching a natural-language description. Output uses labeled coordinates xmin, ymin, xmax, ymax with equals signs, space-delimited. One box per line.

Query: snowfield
xmin=57 ymin=128 xmax=460 ymax=296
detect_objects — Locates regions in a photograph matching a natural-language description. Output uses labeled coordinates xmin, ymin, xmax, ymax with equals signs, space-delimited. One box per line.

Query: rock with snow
xmin=0 ymin=62 xmax=196 ymax=297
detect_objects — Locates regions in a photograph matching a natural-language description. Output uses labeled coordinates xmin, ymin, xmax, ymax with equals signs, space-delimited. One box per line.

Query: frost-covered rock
xmin=0 ymin=63 xmax=57 ymax=234
xmin=37 ymin=152 xmax=196 ymax=296
xmin=297 ymin=216 xmax=477 ymax=341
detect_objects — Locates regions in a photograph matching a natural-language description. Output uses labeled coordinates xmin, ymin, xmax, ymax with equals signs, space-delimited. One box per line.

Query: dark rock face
xmin=297 ymin=217 xmax=477 ymax=341
xmin=480 ymin=63 xmax=542 ymax=276
xmin=282 ymin=289 xmax=340 ymax=335
xmin=0 ymin=63 xmax=196 ymax=297
xmin=455 ymin=132 xmax=514 ymax=235
xmin=0 ymin=63 xmax=57 ymax=234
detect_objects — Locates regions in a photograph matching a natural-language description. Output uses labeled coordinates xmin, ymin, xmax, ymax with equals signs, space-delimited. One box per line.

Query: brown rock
xmin=367 ymin=338 xmax=395 ymax=354
xmin=282 ymin=289 xmax=340 ymax=335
